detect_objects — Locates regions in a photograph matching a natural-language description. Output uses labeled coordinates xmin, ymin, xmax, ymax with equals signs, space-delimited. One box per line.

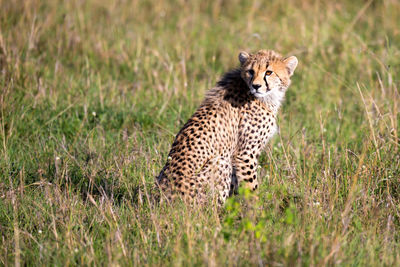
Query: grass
xmin=0 ymin=0 xmax=399 ymax=265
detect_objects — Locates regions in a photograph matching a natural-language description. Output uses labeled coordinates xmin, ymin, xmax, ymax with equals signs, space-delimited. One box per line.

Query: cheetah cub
xmin=157 ymin=50 xmax=298 ymax=205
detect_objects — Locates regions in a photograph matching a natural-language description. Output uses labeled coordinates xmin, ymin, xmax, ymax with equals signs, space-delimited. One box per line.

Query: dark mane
xmin=211 ymin=68 xmax=252 ymax=108
xmin=217 ymin=68 xmax=247 ymax=89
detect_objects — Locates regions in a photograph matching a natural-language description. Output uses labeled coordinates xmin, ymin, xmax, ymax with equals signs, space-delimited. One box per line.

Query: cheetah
xmin=156 ymin=50 xmax=298 ymax=205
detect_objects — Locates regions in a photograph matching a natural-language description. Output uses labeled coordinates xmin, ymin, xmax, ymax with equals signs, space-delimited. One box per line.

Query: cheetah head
xmin=239 ymin=50 xmax=298 ymax=101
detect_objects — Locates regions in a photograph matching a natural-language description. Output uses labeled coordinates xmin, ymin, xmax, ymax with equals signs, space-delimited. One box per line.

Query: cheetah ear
xmin=238 ymin=51 xmax=250 ymax=65
xmin=283 ymin=56 xmax=298 ymax=77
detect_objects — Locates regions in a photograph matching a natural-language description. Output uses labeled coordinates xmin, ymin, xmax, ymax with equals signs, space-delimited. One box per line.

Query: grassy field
xmin=1 ymin=0 xmax=399 ymax=265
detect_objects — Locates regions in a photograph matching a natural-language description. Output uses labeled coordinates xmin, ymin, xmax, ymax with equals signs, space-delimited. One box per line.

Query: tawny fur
xmin=156 ymin=49 xmax=298 ymax=205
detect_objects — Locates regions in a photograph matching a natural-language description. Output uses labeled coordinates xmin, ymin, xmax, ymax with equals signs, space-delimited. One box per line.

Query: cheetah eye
xmin=247 ymin=69 xmax=255 ymax=76
xmin=265 ymin=70 xmax=273 ymax=76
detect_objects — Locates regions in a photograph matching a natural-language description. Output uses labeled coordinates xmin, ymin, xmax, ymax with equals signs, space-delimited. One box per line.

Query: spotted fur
xmin=156 ymin=49 xmax=298 ymax=205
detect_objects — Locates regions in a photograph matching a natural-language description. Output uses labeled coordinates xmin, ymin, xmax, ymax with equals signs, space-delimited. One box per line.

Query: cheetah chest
xmin=238 ymin=107 xmax=277 ymax=154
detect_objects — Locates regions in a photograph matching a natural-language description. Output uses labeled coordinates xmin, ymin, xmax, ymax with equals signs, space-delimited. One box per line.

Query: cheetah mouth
xmin=250 ymin=89 xmax=269 ymax=98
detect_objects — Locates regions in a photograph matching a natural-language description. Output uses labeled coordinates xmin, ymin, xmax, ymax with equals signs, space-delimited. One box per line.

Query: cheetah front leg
xmin=232 ymin=152 xmax=259 ymax=191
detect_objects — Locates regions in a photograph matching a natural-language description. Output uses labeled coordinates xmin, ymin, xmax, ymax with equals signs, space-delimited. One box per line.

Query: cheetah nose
xmin=252 ymin=84 xmax=261 ymax=90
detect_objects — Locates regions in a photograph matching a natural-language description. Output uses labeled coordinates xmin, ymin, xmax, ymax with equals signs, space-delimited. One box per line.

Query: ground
xmin=0 ymin=0 xmax=399 ymax=266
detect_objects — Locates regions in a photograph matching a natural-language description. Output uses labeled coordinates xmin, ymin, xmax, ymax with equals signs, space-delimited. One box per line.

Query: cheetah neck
xmin=257 ymin=89 xmax=285 ymax=114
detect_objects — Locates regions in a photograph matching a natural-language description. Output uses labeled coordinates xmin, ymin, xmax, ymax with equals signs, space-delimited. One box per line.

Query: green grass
xmin=1 ymin=0 xmax=399 ymax=265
